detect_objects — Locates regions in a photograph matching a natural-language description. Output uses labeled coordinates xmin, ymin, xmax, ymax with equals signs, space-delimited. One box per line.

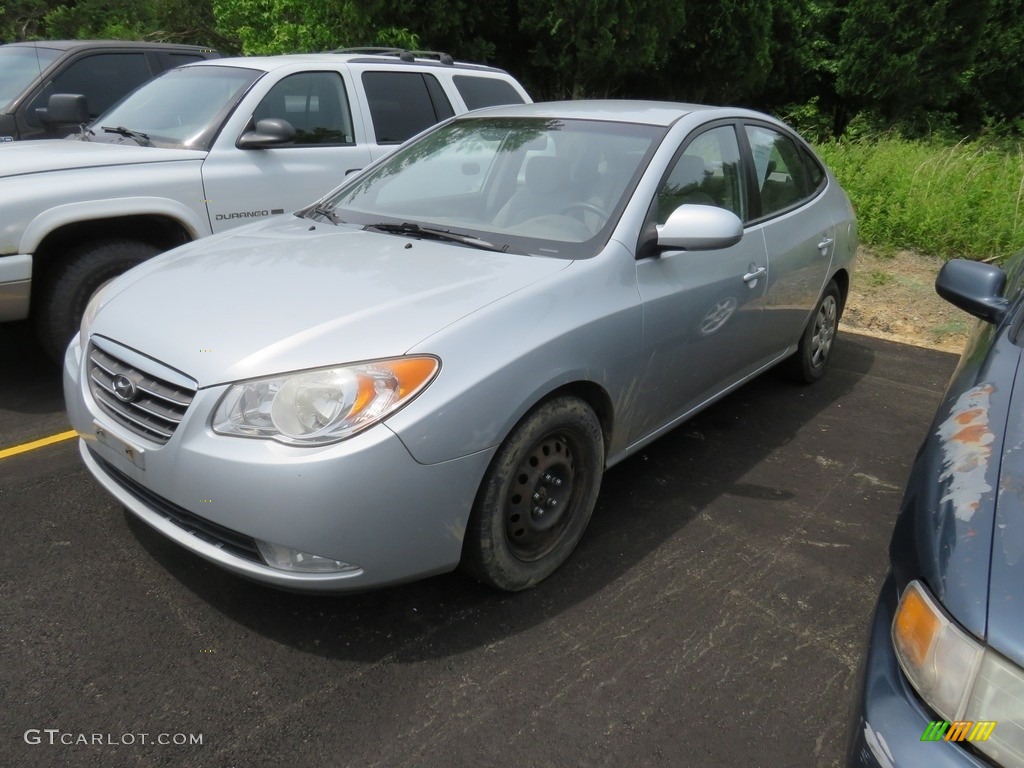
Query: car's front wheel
xmin=461 ymin=396 xmax=605 ymax=591
xmin=789 ymin=279 xmax=842 ymax=384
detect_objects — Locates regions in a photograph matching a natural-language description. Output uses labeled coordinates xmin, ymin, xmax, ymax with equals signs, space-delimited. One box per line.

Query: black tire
xmin=33 ymin=238 xmax=159 ymax=363
xmin=461 ymin=396 xmax=605 ymax=591
xmin=788 ymin=280 xmax=842 ymax=384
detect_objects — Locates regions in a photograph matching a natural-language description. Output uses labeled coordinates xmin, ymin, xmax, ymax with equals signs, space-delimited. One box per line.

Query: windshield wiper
xmin=364 ymin=222 xmax=513 ymax=253
xmin=302 ymin=203 xmax=341 ymax=224
xmin=100 ymin=125 xmax=151 ymax=146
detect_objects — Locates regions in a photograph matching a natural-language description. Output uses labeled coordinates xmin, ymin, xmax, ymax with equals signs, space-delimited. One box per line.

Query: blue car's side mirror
xmin=935 ymin=259 xmax=1009 ymax=325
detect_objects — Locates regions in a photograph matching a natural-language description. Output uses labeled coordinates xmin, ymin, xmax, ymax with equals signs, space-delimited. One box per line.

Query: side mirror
xmin=237 ymin=118 xmax=296 ymax=149
xmin=935 ymin=259 xmax=1009 ymax=325
xmin=656 ymin=204 xmax=743 ymax=252
xmin=40 ymin=93 xmax=89 ymax=125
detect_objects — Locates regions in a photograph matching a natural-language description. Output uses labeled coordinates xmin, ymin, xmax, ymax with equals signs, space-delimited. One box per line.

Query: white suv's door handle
xmin=743 ymin=265 xmax=767 ymax=284
xmin=818 ymin=236 xmax=834 ymax=251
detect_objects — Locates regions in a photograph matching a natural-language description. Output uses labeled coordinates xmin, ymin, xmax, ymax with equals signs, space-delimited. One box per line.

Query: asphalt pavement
xmin=0 ymin=322 xmax=959 ymax=768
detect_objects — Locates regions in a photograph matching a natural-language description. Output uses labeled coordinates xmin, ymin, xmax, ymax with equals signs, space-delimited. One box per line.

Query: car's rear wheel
xmin=461 ymin=396 xmax=604 ymax=591
xmin=789 ymin=279 xmax=842 ymax=384
xmin=33 ymin=238 xmax=159 ymax=363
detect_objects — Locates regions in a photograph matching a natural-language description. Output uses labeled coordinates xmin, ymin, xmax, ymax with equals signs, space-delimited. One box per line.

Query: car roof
xmin=3 ymin=40 xmax=215 ymax=52
xmin=457 ymin=100 xmax=775 ymax=128
xmin=188 ymin=53 xmax=511 ymax=75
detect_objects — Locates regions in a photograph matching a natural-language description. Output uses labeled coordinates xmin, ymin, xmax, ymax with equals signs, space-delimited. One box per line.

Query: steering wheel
xmin=560 ymin=202 xmax=609 ymax=220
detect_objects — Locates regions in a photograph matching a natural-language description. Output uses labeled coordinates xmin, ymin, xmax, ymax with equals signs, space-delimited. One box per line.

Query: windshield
xmin=88 ymin=65 xmax=262 ymax=150
xmin=326 ymin=116 xmax=665 ymax=259
xmin=0 ymin=46 xmax=61 ymax=112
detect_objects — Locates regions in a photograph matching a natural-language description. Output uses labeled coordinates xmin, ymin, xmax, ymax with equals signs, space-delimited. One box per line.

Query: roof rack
xmin=333 ymin=47 xmax=455 ymax=65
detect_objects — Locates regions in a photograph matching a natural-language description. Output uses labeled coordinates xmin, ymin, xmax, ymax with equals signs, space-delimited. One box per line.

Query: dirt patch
xmin=841 ymin=247 xmax=971 ymax=353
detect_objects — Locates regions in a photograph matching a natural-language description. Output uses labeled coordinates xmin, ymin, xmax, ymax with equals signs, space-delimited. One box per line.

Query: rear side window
xmin=745 ymin=125 xmax=823 ymax=218
xmin=29 ymin=53 xmax=152 ymax=123
xmin=453 ymin=75 xmax=525 ymax=110
xmin=362 ymin=71 xmax=454 ymax=144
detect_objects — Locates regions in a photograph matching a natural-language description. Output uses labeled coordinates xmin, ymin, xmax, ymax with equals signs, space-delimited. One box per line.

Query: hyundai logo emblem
xmin=111 ymin=374 xmax=138 ymax=403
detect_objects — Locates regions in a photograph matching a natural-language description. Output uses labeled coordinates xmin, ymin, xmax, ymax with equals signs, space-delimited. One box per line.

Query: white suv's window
xmin=453 ymin=75 xmax=525 ymax=110
xmin=362 ymin=71 xmax=454 ymax=144
xmin=252 ymin=71 xmax=355 ymax=145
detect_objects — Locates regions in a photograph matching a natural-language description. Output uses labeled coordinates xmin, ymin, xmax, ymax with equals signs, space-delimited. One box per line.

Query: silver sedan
xmin=63 ymin=101 xmax=857 ymax=592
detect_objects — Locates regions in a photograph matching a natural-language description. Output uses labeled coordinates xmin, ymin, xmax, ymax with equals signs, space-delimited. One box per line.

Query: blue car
xmin=847 ymin=254 xmax=1024 ymax=767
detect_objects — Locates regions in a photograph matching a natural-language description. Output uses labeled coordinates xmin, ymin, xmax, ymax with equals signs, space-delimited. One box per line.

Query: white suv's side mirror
xmin=237 ymin=118 xmax=296 ymax=149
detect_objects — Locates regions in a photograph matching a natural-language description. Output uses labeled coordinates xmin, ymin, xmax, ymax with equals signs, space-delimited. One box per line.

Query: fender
xmin=19 ymin=196 xmax=211 ymax=256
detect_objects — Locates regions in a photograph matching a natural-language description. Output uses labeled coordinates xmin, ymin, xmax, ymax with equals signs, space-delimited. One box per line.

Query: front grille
xmin=88 ymin=342 xmax=196 ymax=445
xmin=91 ymin=449 xmax=263 ymax=564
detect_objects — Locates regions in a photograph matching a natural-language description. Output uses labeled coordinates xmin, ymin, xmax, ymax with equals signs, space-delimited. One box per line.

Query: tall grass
xmin=814 ymin=137 xmax=1024 ymax=260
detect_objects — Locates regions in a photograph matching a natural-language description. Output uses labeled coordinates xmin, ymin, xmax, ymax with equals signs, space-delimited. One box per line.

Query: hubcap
xmin=505 ymin=434 xmax=576 ymax=561
xmin=810 ymin=295 xmax=838 ymax=368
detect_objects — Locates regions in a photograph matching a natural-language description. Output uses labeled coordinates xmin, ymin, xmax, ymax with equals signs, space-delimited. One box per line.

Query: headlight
xmin=212 ymin=356 xmax=439 ymax=446
xmin=893 ymin=580 xmax=1024 ymax=766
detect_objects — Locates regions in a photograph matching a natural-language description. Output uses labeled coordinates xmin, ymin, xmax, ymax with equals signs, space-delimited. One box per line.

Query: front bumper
xmin=64 ymin=335 xmax=495 ymax=592
xmin=846 ymin=572 xmax=991 ymax=768
xmin=0 ymin=253 xmax=32 ymax=321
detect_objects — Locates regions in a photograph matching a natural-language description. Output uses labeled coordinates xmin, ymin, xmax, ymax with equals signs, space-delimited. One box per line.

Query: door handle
xmin=817 ymin=236 xmax=834 ymax=251
xmin=743 ymin=265 xmax=767 ymax=284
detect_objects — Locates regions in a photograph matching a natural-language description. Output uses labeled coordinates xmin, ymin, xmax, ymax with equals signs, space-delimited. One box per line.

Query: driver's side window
xmin=656 ymin=126 xmax=744 ymax=224
xmin=251 ymin=71 xmax=354 ymax=146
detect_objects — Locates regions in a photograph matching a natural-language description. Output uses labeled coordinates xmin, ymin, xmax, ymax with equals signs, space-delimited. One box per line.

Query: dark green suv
xmin=0 ymin=40 xmax=219 ymax=141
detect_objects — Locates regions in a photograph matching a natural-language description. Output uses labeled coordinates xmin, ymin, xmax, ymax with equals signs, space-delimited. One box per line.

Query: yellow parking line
xmin=0 ymin=430 xmax=78 ymax=460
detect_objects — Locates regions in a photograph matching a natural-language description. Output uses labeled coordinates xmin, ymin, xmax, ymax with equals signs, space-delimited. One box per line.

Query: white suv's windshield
xmin=0 ymin=46 xmax=61 ymax=112
xmin=327 ymin=116 xmax=664 ymax=259
xmin=86 ymin=65 xmax=262 ymax=151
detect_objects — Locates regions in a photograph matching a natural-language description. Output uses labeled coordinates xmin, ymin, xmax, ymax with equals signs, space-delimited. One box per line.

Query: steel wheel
xmin=504 ymin=432 xmax=580 ymax=561
xmin=461 ymin=396 xmax=604 ymax=591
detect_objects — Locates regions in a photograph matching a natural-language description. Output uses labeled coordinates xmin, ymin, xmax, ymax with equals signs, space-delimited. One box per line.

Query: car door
xmin=200 ymin=70 xmax=372 ymax=233
xmin=632 ymin=123 xmax=771 ymax=441
xmin=743 ymin=123 xmax=836 ymax=356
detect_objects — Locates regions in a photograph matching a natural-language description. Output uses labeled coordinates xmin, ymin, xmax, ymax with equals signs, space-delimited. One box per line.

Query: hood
xmin=0 ymin=139 xmax=205 ymax=178
xmin=90 ymin=217 xmax=571 ymax=386
xmin=896 ymin=326 xmax=1024 ymax=669
xmin=986 ymin=350 xmax=1024 ymax=668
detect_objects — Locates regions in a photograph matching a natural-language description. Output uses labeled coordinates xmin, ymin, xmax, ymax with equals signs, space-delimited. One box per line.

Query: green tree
xmin=2 ymin=0 xmax=54 ymax=39
xmin=212 ymin=0 xmax=359 ymax=54
xmin=834 ymin=0 xmax=993 ymax=133
xmin=516 ymin=0 xmax=682 ymax=99
xmin=356 ymin=0 xmax=507 ymax=63
xmin=615 ymin=0 xmax=780 ymax=107
xmin=955 ymin=0 xmax=1024 ymax=131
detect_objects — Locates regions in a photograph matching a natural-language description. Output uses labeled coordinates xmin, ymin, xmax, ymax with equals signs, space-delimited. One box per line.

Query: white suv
xmin=0 ymin=51 xmax=531 ymax=358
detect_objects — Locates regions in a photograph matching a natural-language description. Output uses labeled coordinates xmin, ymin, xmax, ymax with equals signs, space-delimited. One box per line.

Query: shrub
xmin=815 ymin=136 xmax=1024 ymax=260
